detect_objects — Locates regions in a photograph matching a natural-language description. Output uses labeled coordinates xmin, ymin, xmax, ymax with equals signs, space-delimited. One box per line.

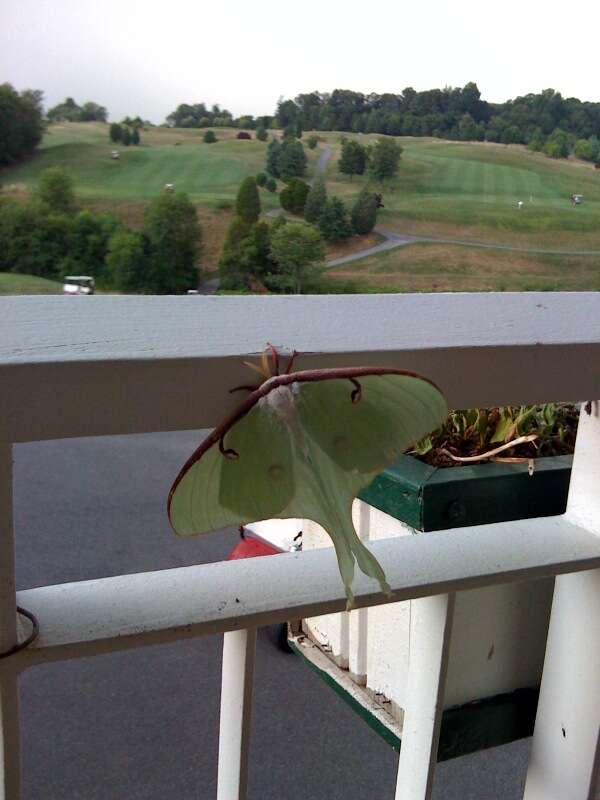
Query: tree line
xmin=166 ymin=85 xmax=600 ymax=161
xmin=0 ymin=167 xmax=201 ymax=293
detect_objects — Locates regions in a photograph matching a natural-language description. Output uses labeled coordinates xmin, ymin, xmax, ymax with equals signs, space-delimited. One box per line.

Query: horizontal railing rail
xmin=12 ymin=516 xmax=600 ymax=668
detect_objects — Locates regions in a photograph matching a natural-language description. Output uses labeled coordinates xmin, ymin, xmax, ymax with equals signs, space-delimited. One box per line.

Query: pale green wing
xmin=169 ymin=400 xmax=295 ymax=536
xmin=276 ymin=374 xmax=447 ymax=605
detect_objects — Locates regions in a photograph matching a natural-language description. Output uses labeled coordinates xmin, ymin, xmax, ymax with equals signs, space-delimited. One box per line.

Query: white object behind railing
xmin=1 ymin=293 xmax=600 ymax=800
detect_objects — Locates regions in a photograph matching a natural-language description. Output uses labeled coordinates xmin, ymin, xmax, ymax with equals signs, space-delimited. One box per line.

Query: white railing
xmin=1 ymin=293 xmax=600 ymax=800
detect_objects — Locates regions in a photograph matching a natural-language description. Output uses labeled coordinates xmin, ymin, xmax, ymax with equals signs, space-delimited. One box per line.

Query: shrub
xmin=265 ymin=177 xmax=277 ymax=192
xmin=236 ymin=177 xmax=261 ymax=223
xmin=109 ymin=123 xmax=122 ymax=143
xmin=307 ymin=135 xmax=319 ymax=150
xmin=318 ymin=197 xmax=352 ymax=241
xmin=256 ymin=127 xmax=268 ymax=141
xmin=255 ymin=172 xmax=268 ymax=187
xmin=279 ymin=178 xmax=310 ymax=215
xmin=131 ymin=127 xmax=140 ymax=145
xmin=236 ymin=131 xmax=251 ymax=140
xmin=215 ymin=199 xmax=233 ymax=210
xmin=203 ymin=130 xmax=217 ymax=144
xmin=350 ymin=188 xmax=378 ymax=235
xmin=121 ymin=127 xmax=131 ymax=146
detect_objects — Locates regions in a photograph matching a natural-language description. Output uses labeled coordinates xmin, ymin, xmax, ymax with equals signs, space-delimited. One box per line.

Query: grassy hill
xmin=320 ymin=133 xmax=600 ymax=249
xmin=0 ymin=123 xmax=284 ymax=205
xmin=0 ymin=273 xmax=62 ymax=295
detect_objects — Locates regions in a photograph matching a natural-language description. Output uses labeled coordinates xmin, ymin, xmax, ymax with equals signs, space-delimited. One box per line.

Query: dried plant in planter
xmin=411 ymin=404 xmax=579 ymax=468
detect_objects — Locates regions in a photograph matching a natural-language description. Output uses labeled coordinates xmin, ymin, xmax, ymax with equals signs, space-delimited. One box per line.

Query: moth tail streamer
xmin=328 ymin=512 xmax=392 ymax=611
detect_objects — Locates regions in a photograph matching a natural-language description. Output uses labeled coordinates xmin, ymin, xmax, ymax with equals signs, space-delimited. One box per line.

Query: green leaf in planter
xmin=168 ymin=363 xmax=447 ymax=607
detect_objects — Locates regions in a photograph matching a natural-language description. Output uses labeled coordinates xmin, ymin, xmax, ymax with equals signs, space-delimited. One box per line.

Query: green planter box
xmin=355 ymin=453 xmax=573 ymax=758
xmin=360 ymin=454 xmax=573 ymax=532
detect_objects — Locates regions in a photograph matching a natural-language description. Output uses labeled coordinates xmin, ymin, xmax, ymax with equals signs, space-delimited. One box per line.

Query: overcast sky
xmin=2 ymin=0 xmax=599 ymax=123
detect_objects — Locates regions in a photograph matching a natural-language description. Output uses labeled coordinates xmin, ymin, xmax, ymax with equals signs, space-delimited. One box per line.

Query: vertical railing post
xmin=217 ymin=628 xmax=256 ymax=800
xmin=0 ymin=444 xmax=20 ymax=800
xmin=394 ymin=592 xmax=456 ymax=800
xmin=524 ymin=404 xmax=600 ymax=800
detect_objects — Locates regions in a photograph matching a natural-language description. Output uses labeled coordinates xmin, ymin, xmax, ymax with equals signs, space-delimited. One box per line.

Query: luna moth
xmin=168 ymin=349 xmax=447 ymax=607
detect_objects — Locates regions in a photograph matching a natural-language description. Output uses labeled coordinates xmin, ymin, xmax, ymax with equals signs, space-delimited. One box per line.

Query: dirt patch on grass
xmin=325 ymin=233 xmax=383 ymax=260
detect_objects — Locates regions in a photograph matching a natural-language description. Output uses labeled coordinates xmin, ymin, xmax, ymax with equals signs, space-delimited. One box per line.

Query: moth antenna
xmin=229 ymin=384 xmax=260 ymax=394
xmin=267 ymin=344 xmax=280 ymax=376
xmin=219 ymin=436 xmax=239 ymax=460
xmin=349 ymin=378 xmax=362 ymax=404
xmin=285 ymin=350 xmax=298 ymax=374
xmin=243 ymin=360 xmax=270 ymax=380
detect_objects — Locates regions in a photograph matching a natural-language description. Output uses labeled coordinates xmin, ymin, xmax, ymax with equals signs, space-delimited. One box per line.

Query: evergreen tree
xmin=350 ymin=188 xmax=378 ymax=234
xmin=265 ymin=177 xmax=277 ymax=192
xmin=203 ymin=130 xmax=217 ymax=143
xmin=236 ymin=177 xmax=261 ymax=223
xmin=131 ymin=127 xmax=140 ymax=145
xmin=338 ymin=138 xmax=367 ymax=179
xmin=122 ymin=127 xmax=132 ymax=146
xmin=256 ymin=126 xmax=268 ymax=141
xmin=279 ymin=139 xmax=307 ymax=180
xmin=369 ymin=137 xmax=402 ymax=181
xmin=255 ymin=172 xmax=267 ymax=187
xmin=142 ymin=192 xmax=200 ymax=293
xmin=318 ymin=197 xmax=353 ymax=241
xmin=109 ymin=123 xmax=122 ymax=143
xmin=279 ymin=178 xmax=309 ymax=215
xmin=303 ymin=178 xmax=327 ymax=223
xmin=266 ymin=138 xmax=281 ymax=177
xmin=307 ymin=135 xmax=319 ymax=150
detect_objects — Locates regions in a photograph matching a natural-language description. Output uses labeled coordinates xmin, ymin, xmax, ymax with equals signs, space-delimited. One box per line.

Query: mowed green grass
xmin=0 ymin=272 xmax=62 ymax=294
xmin=0 ymin=123 xmax=283 ymax=205
xmin=320 ymin=133 xmax=600 ymax=248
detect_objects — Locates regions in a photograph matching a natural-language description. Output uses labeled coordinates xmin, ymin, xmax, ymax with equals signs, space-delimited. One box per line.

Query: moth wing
xmin=169 ymin=400 xmax=295 ymax=536
xmin=295 ymin=373 xmax=447 ymax=476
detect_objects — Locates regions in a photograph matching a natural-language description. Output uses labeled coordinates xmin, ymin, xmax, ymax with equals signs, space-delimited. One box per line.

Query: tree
xmin=35 ymin=167 xmax=76 ymax=214
xmin=236 ymin=177 xmax=261 ymax=223
xmin=269 ymin=223 xmax=325 ymax=293
xmin=369 ymin=137 xmax=402 ymax=181
xmin=63 ymin=210 xmax=119 ymax=281
xmin=142 ymin=192 xmax=201 ymax=293
xmin=338 ymin=138 xmax=367 ymax=179
xmin=265 ymin=177 xmax=277 ymax=192
xmin=106 ymin=230 xmax=147 ymax=291
xmin=279 ymin=139 xmax=307 ymax=180
xmin=0 ymin=197 xmax=70 ymax=278
xmin=266 ymin=138 xmax=281 ymax=177
xmin=307 ymin=135 xmax=319 ymax=150
xmin=131 ymin=127 xmax=140 ymax=145
xmin=203 ymin=130 xmax=217 ymax=143
xmin=109 ymin=123 xmax=122 ymax=143
xmin=122 ymin=127 xmax=132 ymax=146
xmin=574 ymin=138 xmax=594 ymax=161
xmin=318 ymin=197 xmax=352 ymax=240
xmin=0 ymin=83 xmax=45 ymax=166
xmin=350 ymin=188 xmax=378 ymax=235
xmin=219 ymin=217 xmax=252 ymax=289
xmin=279 ymin=178 xmax=309 ymax=215
xmin=256 ymin=126 xmax=268 ymax=141
xmin=255 ymin=172 xmax=267 ymax=187
xmin=303 ymin=178 xmax=327 ymax=223
xmin=544 ymin=128 xmax=570 ymax=159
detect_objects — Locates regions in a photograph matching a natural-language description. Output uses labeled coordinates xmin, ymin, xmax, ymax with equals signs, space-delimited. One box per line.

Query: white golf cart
xmin=62 ymin=276 xmax=96 ymax=295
